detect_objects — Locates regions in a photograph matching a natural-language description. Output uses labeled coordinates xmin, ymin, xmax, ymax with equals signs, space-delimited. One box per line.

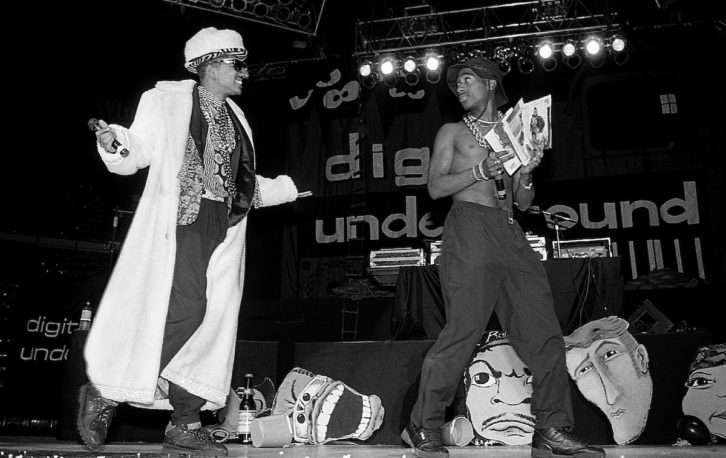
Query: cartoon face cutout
xmin=271 ymin=367 xmax=384 ymax=445
xmin=564 ymin=317 xmax=652 ymax=445
xmin=465 ymin=333 xmax=535 ymax=445
xmin=682 ymin=344 xmax=726 ymax=439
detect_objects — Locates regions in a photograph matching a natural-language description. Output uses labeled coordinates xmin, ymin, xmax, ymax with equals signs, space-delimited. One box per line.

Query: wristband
xmin=521 ymin=181 xmax=534 ymax=190
xmin=472 ymin=165 xmax=483 ymax=181
xmin=478 ymin=161 xmax=491 ymax=181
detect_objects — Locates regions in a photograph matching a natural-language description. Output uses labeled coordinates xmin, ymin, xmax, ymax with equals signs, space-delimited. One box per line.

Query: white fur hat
xmin=184 ymin=27 xmax=247 ymax=74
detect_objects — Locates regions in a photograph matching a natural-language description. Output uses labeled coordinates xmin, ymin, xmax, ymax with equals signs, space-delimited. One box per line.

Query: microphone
xmin=87 ymin=118 xmax=129 ymax=157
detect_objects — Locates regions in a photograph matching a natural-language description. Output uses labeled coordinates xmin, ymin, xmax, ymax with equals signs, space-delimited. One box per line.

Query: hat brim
xmin=185 ymin=48 xmax=248 ymax=74
xmin=446 ymin=63 xmax=508 ymax=107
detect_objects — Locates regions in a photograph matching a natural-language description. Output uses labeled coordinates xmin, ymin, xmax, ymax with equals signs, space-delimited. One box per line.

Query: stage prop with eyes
xmin=245 ymin=367 xmax=385 ymax=447
xmin=464 ymin=330 xmax=536 ymax=446
xmin=678 ymin=343 xmax=726 ymax=445
xmin=564 ymin=316 xmax=653 ymax=445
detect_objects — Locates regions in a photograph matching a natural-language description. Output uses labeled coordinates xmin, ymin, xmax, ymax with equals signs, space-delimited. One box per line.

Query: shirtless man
xmin=401 ymin=57 xmax=605 ymax=458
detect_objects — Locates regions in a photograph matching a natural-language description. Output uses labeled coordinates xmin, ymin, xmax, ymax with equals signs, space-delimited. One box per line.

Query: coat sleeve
xmin=96 ymin=89 xmax=163 ymax=175
xmin=255 ymin=175 xmax=298 ymax=207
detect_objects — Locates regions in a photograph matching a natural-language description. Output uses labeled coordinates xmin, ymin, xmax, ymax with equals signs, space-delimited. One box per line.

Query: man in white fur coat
xmin=77 ymin=27 xmax=301 ymax=456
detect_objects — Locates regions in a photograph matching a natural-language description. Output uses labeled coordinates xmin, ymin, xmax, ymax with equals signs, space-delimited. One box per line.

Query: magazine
xmin=484 ymin=94 xmax=552 ymax=174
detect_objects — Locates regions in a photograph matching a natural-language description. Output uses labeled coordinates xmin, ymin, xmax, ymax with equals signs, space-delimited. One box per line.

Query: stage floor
xmin=2 ymin=437 xmax=725 ymax=457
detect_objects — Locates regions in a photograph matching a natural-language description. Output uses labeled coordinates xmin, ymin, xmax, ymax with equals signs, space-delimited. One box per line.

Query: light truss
xmin=354 ymin=0 xmax=622 ymax=57
xmin=162 ymin=0 xmax=325 ymax=36
xmin=246 ymin=57 xmax=325 ymax=81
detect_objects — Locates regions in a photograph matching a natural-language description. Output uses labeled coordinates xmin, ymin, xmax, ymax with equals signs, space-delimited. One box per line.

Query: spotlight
xmin=613 ymin=50 xmax=630 ymax=65
xmin=360 ymin=73 xmax=378 ymax=90
xmin=379 ymin=56 xmax=396 ymax=76
xmin=562 ymin=39 xmax=578 ymax=58
xmin=404 ymin=70 xmax=420 ymax=86
xmin=515 ymin=42 xmax=534 ymax=74
xmin=358 ymin=61 xmax=373 ymax=78
xmin=402 ymin=56 xmax=418 ymax=74
xmin=585 ymin=36 xmax=603 ymax=56
xmin=537 ymin=40 xmax=555 ymax=60
xmin=610 ymin=35 xmax=626 ymax=53
xmin=253 ymin=1 xmax=269 ymax=18
xmin=517 ymin=56 xmax=535 ymax=74
xmin=493 ymin=46 xmax=512 ymax=75
xmin=424 ymin=54 xmax=441 ymax=72
xmin=425 ymin=70 xmax=441 ymax=84
xmin=564 ymin=52 xmax=582 ymax=69
xmin=423 ymin=50 xmax=442 ymax=84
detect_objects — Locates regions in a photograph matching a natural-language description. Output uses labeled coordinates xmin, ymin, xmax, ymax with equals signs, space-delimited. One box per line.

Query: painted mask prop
xmin=564 ymin=316 xmax=652 ymax=445
xmin=681 ymin=343 xmax=726 ymax=443
xmin=271 ymin=367 xmax=385 ymax=444
xmin=465 ymin=330 xmax=535 ymax=446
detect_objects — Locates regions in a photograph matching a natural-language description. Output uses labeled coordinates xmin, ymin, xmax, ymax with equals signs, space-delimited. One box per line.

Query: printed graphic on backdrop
xmin=282 ymin=57 xmax=711 ymax=299
xmin=464 ymin=330 xmax=535 ymax=446
xmin=681 ymin=343 xmax=726 ymax=442
xmin=564 ymin=316 xmax=653 ymax=445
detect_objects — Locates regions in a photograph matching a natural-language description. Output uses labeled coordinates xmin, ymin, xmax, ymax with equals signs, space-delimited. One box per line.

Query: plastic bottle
xmin=79 ymin=301 xmax=93 ymax=331
xmin=238 ymin=373 xmax=255 ymax=444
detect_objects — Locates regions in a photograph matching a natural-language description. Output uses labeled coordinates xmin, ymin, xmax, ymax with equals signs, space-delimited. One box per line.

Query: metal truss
xmin=161 ymin=0 xmax=324 ymax=36
xmin=353 ymin=0 xmax=623 ymax=57
xmin=246 ymin=57 xmax=325 ymax=81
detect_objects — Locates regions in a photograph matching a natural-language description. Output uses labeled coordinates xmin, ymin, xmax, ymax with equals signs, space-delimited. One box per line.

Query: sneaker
xmin=163 ymin=423 xmax=228 ymax=456
xmin=76 ymin=383 xmax=117 ymax=451
xmin=531 ymin=427 xmax=606 ymax=457
xmin=401 ymin=421 xmax=449 ymax=458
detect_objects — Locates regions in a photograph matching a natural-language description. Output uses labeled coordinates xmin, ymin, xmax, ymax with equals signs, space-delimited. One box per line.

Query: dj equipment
xmin=367 ymin=247 xmax=426 ymax=287
xmin=526 ymin=234 xmax=547 ymax=261
xmin=552 ymin=237 xmax=612 ymax=259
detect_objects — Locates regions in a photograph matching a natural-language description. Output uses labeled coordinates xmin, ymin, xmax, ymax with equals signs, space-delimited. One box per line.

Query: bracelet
xmin=472 ymin=165 xmax=483 ymax=181
xmin=521 ymin=181 xmax=534 ymax=190
xmin=478 ymin=161 xmax=490 ymax=181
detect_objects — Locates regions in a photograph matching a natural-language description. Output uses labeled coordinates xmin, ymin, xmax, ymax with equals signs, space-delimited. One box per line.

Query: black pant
xmin=160 ymin=198 xmax=227 ymax=425
xmin=410 ymin=201 xmax=574 ymax=430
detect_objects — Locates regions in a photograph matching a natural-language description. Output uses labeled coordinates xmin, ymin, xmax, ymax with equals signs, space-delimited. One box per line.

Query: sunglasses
xmin=216 ymin=58 xmax=248 ymax=74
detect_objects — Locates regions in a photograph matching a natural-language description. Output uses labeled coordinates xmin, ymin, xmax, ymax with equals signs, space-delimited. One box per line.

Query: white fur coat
xmin=84 ymin=80 xmax=297 ymax=410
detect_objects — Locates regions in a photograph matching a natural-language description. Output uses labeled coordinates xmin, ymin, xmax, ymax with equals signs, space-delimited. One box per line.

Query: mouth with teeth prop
xmin=290 ymin=377 xmax=384 ymax=445
xmin=309 ymin=382 xmax=384 ymax=444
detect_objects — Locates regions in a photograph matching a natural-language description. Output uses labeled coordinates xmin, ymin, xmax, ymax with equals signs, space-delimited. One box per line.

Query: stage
xmin=2 ymin=436 xmax=726 ymax=458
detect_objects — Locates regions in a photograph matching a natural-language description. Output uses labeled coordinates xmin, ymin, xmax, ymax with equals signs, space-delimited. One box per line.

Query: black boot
xmin=76 ymin=383 xmax=117 ymax=451
xmin=163 ymin=423 xmax=228 ymax=456
xmin=401 ymin=421 xmax=449 ymax=458
xmin=531 ymin=427 xmax=606 ymax=457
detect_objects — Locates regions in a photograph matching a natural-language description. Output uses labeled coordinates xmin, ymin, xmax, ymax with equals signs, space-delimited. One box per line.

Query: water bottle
xmin=238 ymin=373 xmax=255 ymax=444
xmin=79 ymin=301 xmax=92 ymax=331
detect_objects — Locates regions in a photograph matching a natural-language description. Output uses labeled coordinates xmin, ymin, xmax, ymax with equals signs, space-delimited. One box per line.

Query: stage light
xmin=422 ymin=50 xmax=442 ymax=84
xmin=253 ymin=1 xmax=269 ymax=18
xmin=517 ymin=56 xmax=535 ymax=74
xmin=562 ymin=39 xmax=578 ymax=57
xmin=611 ymin=35 xmax=626 ymax=53
xmin=424 ymin=54 xmax=441 ymax=72
xmin=379 ymin=56 xmax=396 ymax=76
xmin=402 ymin=56 xmax=418 ymax=73
xmin=515 ymin=42 xmax=534 ymax=74
xmin=404 ymin=70 xmax=420 ymax=86
xmin=585 ymin=36 xmax=603 ymax=56
xmin=564 ymin=52 xmax=582 ymax=69
xmin=360 ymin=73 xmax=378 ymax=89
xmin=425 ymin=70 xmax=441 ymax=84
xmin=358 ymin=61 xmax=373 ymax=78
xmin=493 ymin=46 xmax=512 ymax=75
xmin=537 ymin=41 xmax=555 ymax=60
